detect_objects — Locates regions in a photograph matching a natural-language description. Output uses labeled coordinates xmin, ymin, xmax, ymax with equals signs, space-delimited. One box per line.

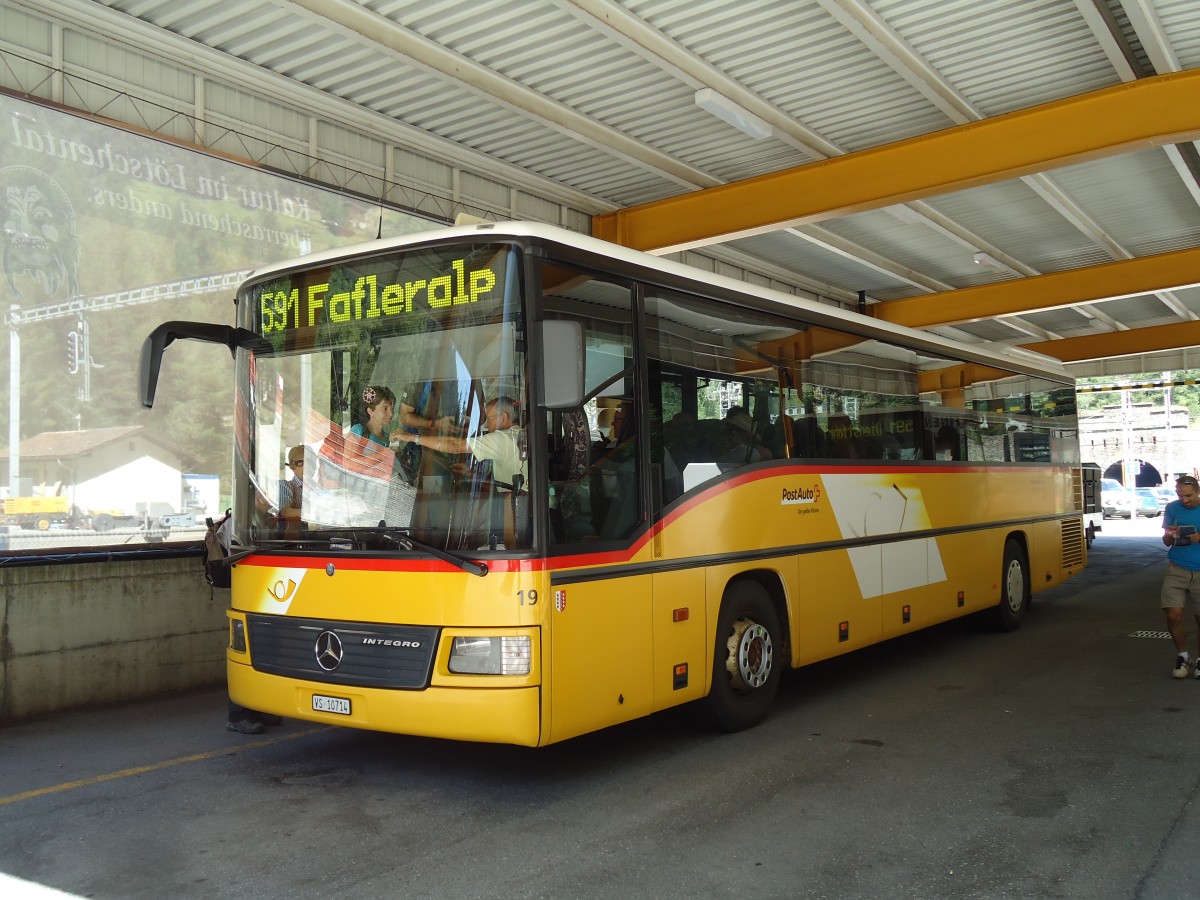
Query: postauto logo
xmin=781 ymin=484 xmax=820 ymax=505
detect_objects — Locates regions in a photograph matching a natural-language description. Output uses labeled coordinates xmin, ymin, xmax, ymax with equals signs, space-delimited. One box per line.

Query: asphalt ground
xmin=1 ymin=513 xmax=1198 ymax=900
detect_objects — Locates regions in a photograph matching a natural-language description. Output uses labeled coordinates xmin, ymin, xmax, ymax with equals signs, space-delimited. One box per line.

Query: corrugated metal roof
xmin=29 ymin=0 xmax=1200 ymax=371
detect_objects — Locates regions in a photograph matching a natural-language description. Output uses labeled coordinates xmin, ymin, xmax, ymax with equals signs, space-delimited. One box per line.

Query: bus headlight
xmin=230 ymin=618 xmax=247 ymax=652
xmin=449 ymin=636 xmax=531 ymax=675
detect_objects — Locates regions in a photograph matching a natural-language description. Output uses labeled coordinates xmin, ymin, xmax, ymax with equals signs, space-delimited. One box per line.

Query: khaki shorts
xmin=1161 ymin=563 xmax=1200 ymax=615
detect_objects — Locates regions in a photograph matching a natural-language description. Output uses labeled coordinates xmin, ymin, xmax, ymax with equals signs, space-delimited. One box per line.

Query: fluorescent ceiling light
xmin=694 ymin=88 xmax=772 ymax=140
xmin=973 ymin=250 xmax=1019 ymax=275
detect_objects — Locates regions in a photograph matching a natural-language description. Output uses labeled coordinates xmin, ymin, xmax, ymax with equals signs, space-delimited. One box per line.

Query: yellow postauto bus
xmin=139 ymin=221 xmax=1085 ymax=746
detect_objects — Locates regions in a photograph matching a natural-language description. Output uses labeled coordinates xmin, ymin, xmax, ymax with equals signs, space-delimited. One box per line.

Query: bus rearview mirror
xmin=540 ymin=320 xmax=584 ymax=410
xmin=138 ymin=321 xmax=248 ymax=408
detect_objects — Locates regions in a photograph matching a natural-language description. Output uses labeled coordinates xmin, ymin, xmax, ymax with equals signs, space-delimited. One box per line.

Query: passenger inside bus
xmin=594 ymin=406 xmax=619 ymax=450
xmin=548 ymin=407 xmax=590 ymax=542
xmin=350 ymin=385 xmax=396 ymax=448
xmin=722 ymin=408 xmax=763 ymax=465
xmin=400 ymin=396 xmax=528 ymax=545
xmin=277 ymin=444 xmax=307 ymax=529
xmin=589 ymin=402 xmax=639 ymax=538
xmin=406 ymin=396 xmax=526 ymax=490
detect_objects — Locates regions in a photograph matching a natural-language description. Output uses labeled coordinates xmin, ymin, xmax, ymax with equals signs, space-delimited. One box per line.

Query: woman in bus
xmin=350 ymin=385 xmax=396 ymax=447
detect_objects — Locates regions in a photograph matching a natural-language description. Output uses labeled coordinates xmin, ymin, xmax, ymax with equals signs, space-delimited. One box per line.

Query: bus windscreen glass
xmin=233 ymin=242 xmax=528 ymax=551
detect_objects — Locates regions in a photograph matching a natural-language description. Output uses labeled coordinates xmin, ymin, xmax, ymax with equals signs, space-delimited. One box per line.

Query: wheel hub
xmin=726 ymin=618 xmax=773 ymax=690
xmin=1005 ymin=559 xmax=1024 ymax=612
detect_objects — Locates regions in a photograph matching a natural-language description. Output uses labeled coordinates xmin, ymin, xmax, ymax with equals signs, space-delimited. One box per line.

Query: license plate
xmin=311 ymin=694 xmax=351 ymax=716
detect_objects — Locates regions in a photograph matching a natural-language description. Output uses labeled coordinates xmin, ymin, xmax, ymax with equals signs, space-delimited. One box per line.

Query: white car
xmin=1102 ymin=489 xmax=1134 ymax=520
xmin=1133 ymin=488 xmax=1164 ymax=518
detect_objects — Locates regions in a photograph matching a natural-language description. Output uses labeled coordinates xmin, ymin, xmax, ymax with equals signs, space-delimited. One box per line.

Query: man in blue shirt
xmin=1161 ymin=475 xmax=1200 ymax=678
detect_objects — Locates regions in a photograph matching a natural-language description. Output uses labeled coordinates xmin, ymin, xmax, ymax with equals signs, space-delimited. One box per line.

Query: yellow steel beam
xmin=593 ymin=70 xmax=1200 ymax=254
xmin=872 ymin=246 xmax=1200 ymax=328
xmin=1022 ymin=320 xmax=1200 ymax=364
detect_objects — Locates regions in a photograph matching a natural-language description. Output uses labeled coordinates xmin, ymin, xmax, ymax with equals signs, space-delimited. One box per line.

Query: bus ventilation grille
xmin=247 ymin=614 xmax=437 ymax=689
xmin=1061 ymin=518 xmax=1085 ymax=569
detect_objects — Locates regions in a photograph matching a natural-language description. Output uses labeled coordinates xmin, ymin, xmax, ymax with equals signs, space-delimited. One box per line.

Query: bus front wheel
xmin=704 ymin=580 xmax=782 ymax=732
xmin=991 ymin=539 xmax=1030 ymax=632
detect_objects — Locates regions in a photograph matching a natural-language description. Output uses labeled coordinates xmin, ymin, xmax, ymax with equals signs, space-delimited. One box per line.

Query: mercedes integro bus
xmin=139 ymin=221 xmax=1085 ymax=746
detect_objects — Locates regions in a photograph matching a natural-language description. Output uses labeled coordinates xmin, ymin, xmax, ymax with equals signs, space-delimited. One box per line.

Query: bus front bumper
xmin=227 ymin=660 xmax=543 ymax=747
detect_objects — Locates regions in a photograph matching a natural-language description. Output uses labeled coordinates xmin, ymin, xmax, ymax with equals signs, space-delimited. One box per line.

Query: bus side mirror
xmin=540 ymin=320 xmax=584 ymax=410
xmin=138 ymin=321 xmax=249 ymax=408
xmin=139 ymin=325 xmax=171 ymax=409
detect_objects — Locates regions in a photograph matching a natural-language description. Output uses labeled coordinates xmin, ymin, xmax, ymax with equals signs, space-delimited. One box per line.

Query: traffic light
xmin=66 ymin=330 xmax=80 ymax=375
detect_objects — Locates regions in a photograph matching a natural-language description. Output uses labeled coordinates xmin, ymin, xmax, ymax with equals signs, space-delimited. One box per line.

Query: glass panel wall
xmin=1 ymin=92 xmax=437 ymax=552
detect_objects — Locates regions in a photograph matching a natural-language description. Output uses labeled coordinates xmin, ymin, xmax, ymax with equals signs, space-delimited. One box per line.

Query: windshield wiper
xmin=248 ymin=526 xmax=488 ymax=577
xmin=320 ymin=525 xmax=488 ymax=577
xmin=392 ymin=529 xmax=488 ymax=577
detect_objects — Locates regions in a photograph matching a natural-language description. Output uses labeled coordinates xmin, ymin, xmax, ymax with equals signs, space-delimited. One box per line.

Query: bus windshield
xmin=233 ymin=241 xmax=529 ymax=552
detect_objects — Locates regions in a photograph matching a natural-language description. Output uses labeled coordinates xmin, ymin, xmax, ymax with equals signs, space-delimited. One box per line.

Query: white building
xmin=1 ymin=426 xmax=201 ymax=517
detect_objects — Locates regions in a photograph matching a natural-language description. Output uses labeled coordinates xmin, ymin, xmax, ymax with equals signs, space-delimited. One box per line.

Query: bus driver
xmin=402 ymin=396 xmax=526 ymax=492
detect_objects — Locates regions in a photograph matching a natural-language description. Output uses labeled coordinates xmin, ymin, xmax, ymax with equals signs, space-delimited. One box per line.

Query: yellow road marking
xmin=0 ymin=726 xmax=328 ymax=807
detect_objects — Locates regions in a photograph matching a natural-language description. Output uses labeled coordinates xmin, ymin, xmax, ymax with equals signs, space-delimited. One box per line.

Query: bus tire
xmin=704 ymin=580 xmax=782 ymax=732
xmin=92 ymin=514 xmax=114 ymax=532
xmin=991 ymin=538 xmax=1030 ymax=632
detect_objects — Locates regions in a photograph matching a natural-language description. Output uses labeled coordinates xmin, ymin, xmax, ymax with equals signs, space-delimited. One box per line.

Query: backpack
xmin=203 ymin=509 xmax=233 ymax=589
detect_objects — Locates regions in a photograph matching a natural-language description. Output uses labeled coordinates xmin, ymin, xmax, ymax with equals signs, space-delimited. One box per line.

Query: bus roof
xmin=241 ymin=220 xmax=1072 ymax=383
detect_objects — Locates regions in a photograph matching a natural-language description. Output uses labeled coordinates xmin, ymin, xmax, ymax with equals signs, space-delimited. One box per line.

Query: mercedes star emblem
xmin=314 ymin=630 xmax=344 ymax=671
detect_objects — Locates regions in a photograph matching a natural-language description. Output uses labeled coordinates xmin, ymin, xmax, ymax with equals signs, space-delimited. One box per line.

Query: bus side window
xmin=549 ymin=407 xmax=590 ymax=543
xmin=589 ymin=402 xmax=639 ymax=539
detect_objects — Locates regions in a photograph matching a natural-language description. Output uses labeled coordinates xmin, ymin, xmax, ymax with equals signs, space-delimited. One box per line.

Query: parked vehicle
xmin=2 ymin=496 xmax=83 ymax=530
xmin=1134 ymin=488 xmax=1164 ymax=518
xmin=1155 ymin=486 xmax=1176 ymax=506
xmin=1102 ymin=489 xmax=1134 ymax=519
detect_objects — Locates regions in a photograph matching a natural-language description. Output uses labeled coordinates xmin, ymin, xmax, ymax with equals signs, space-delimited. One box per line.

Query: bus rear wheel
xmin=705 ymin=580 xmax=782 ymax=732
xmin=991 ymin=538 xmax=1030 ymax=632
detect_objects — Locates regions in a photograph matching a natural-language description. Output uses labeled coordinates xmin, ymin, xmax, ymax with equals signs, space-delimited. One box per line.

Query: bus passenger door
xmin=548 ymin=575 xmax=653 ymax=743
